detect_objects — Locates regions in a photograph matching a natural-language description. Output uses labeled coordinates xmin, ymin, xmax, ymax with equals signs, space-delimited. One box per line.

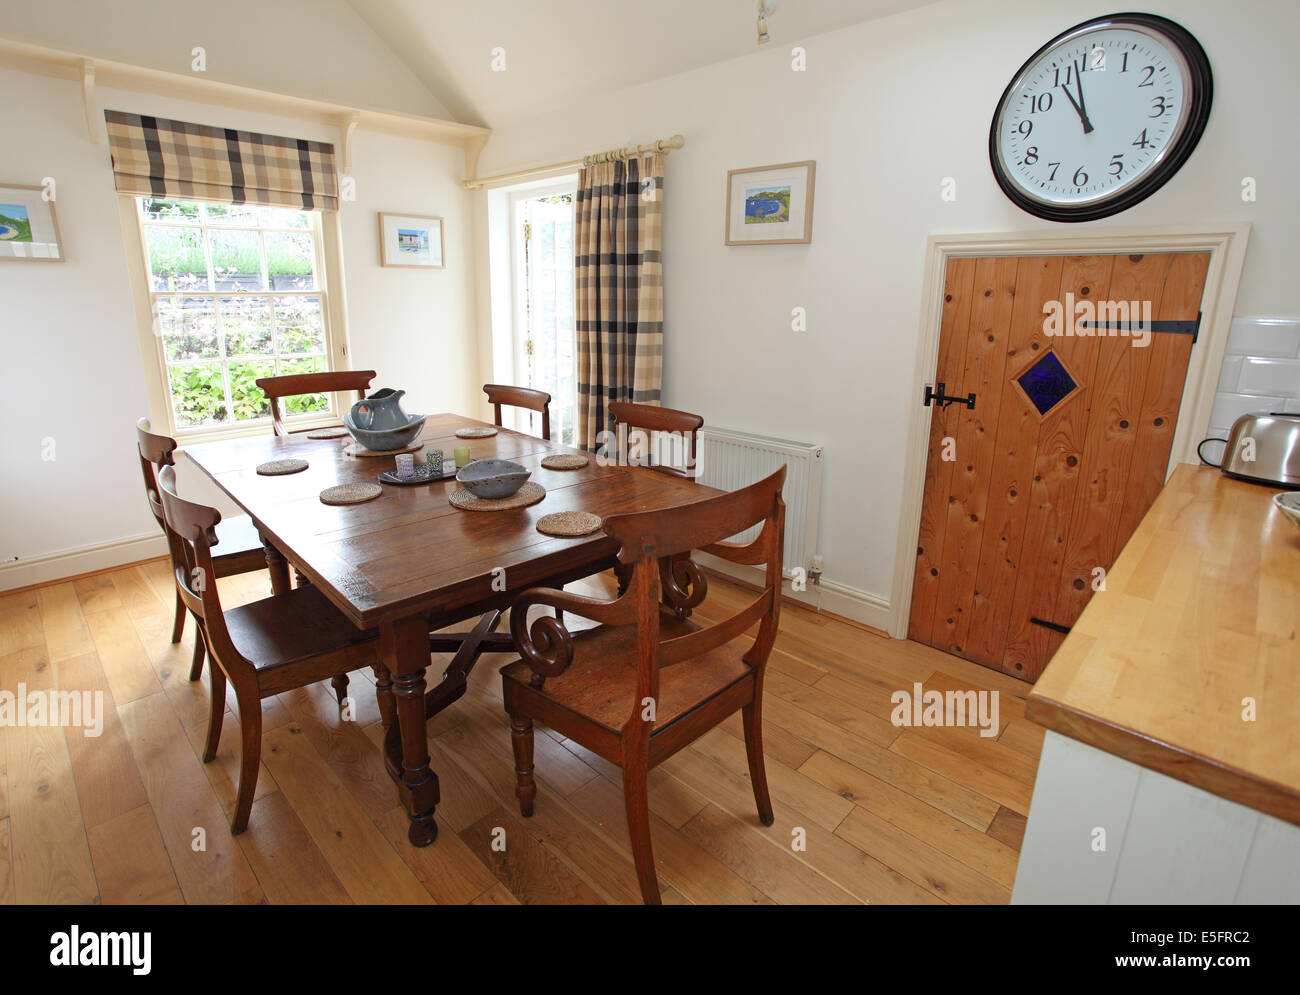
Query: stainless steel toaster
xmin=1199 ymin=411 xmax=1300 ymax=488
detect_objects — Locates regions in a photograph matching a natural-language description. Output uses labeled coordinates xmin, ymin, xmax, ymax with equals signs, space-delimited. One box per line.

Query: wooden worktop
xmin=1026 ymin=463 xmax=1300 ymax=825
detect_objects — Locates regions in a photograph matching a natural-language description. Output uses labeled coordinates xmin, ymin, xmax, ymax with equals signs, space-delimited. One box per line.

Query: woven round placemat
xmin=320 ymin=482 xmax=382 ymax=506
xmin=447 ymin=481 xmax=545 ymax=512
xmin=343 ymin=441 xmax=423 ymax=458
xmin=255 ymin=458 xmax=309 ymax=476
xmin=306 ymin=427 xmax=350 ymax=439
xmin=540 ymin=453 xmax=589 ymax=471
xmin=455 ymin=426 xmax=498 ymax=438
xmin=536 ymin=511 xmax=602 ymax=537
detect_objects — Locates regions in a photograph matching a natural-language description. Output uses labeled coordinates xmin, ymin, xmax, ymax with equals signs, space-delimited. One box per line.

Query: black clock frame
xmin=988 ymin=11 xmax=1213 ymax=223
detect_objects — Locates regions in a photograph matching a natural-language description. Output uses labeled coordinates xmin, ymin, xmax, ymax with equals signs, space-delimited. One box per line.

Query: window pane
xmin=204 ymin=202 xmax=259 ymax=226
xmin=265 ymin=231 xmax=316 ymax=290
xmin=169 ymin=363 xmax=227 ymax=427
xmin=142 ymin=199 xmax=200 ymax=222
xmin=147 ymin=226 xmax=208 ymax=291
xmin=220 ymin=297 xmax=273 ymax=356
xmin=210 ymin=229 xmax=264 ymax=290
xmin=158 ymin=296 xmax=218 ymax=361
xmin=229 ymin=359 xmax=277 ymax=421
xmin=274 ymin=296 xmax=324 ymax=354
xmin=259 ymin=206 xmax=310 ymax=229
xmin=278 ymin=356 xmax=328 ymax=415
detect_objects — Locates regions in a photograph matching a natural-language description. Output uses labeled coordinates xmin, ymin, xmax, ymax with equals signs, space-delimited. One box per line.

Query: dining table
xmin=181 ymin=412 xmax=717 ymax=846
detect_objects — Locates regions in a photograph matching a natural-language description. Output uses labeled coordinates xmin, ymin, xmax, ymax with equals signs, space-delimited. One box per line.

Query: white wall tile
xmin=1226 ymin=317 xmax=1300 ymax=358
xmin=1238 ymin=357 xmax=1300 ymax=398
xmin=1285 ymin=398 xmax=1300 ymax=415
xmin=1217 ymin=354 xmax=1244 ymax=391
xmin=1209 ymin=392 xmax=1285 ymax=434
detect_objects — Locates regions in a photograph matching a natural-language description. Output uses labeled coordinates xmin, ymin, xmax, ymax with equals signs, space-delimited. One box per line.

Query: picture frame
xmin=0 ymin=182 xmax=64 ymax=262
xmin=378 ymin=212 xmax=445 ymax=268
xmin=724 ymin=160 xmax=815 ymax=246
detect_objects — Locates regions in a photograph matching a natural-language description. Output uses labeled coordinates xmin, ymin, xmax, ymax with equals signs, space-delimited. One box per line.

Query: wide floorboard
xmin=0 ymin=559 xmax=1041 ymax=904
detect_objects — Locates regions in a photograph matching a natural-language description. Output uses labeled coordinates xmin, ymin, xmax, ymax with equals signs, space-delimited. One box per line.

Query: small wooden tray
xmin=378 ymin=464 xmax=459 ymax=486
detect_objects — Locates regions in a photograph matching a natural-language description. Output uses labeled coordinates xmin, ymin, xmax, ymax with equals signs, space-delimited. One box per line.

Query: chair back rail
xmin=483 ymin=383 xmax=551 ymax=441
xmin=603 ymin=465 xmax=786 ymax=562
xmin=255 ymin=370 xmax=376 ymax=436
xmin=607 ymin=401 xmax=703 ymax=478
xmin=156 ymin=465 xmax=256 ymax=679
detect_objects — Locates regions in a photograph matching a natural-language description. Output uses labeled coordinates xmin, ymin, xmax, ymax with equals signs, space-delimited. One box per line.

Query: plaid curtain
xmin=575 ymin=153 xmax=664 ymax=451
xmin=104 ymin=111 xmax=338 ymax=211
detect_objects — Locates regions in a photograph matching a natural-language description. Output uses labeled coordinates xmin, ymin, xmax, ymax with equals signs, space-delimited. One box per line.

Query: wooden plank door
xmin=908 ymin=252 xmax=1209 ymax=682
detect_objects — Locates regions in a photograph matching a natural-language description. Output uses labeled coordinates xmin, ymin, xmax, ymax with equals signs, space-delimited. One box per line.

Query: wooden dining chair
xmin=137 ymin=418 xmax=269 ymax=683
xmin=483 ymin=383 xmax=551 ymax=440
xmin=501 ymin=466 xmax=786 ymax=903
xmin=255 ymin=370 xmax=376 ymax=436
xmin=156 ymin=464 xmax=382 ymax=835
xmin=607 ymin=401 xmax=704 ymax=479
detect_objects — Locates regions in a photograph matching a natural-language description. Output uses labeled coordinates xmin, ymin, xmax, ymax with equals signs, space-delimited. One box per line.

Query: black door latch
xmin=923 ymin=382 xmax=976 ymax=410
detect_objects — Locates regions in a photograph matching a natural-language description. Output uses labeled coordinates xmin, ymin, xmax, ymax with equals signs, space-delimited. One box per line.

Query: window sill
xmin=173 ymin=414 xmax=343 ymax=446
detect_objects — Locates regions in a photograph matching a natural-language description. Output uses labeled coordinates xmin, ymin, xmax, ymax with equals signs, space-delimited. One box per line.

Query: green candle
xmin=454 ymin=446 xmax=470 ymax=467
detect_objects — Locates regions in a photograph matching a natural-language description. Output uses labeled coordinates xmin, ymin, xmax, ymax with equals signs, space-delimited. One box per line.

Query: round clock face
xmin=990 ymin=14 xmax=1212 ymax=222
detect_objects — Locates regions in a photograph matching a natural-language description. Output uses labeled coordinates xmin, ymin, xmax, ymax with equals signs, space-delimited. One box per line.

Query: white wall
xmin=0 ymin=0 xmax=450 ymax=118
xmin=0 ymin=66 xmax=477 ymax=587
xmin=472 ymin=0 xmax=1300 ymax=615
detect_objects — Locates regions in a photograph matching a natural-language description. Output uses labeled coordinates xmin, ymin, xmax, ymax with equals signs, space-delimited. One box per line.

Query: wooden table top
xmin=182 ymin=413 xmax=717 ymax=629
xmin=1027 ymin=464 xmax=1300 ymax=825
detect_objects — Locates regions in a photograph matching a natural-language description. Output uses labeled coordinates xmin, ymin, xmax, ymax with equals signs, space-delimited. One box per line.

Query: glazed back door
xmin=908 ymin=252 xmax=1209 ymax=681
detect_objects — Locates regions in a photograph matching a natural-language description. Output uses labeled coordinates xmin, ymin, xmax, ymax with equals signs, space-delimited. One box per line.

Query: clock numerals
xmin=1017 ymin=119 xmax=1033 ymax=137
xmin=1133 ymin=129 xmax=1154 ymax=149
xmin=1109 ymin=154 xmax=1125 ymax=177
xmin=1089 ymin=47 xmax=1106 ymax=71
xmin=1072 ymin=166 xmax=1089 ymax=188
xmin=1022 ymin=146 xmax=1039 ymax=166
xmin=1047 ymin=162 xmax=1061 ymax=181
xmin=1030 ymin=92 xmax=1053 ymax=114
xmin=1053 ymin=64 xmax=1075 ymax=88
xmin=1150 ymin=96 xmax=1170 ymax=118
xmin=1138 ymin=65 xmax=1155 ymax=87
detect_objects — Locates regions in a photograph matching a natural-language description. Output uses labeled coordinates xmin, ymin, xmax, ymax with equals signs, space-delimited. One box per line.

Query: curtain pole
xmin=462 ymin=134 xmax=683 ymax=190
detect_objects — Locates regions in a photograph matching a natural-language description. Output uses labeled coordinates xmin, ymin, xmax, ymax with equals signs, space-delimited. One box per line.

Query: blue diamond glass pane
xmin=1018 ymin=351 xmax=1077 ymax=415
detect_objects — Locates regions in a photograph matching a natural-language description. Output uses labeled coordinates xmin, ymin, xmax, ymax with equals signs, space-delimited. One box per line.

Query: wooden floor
xmin=0 ymin=558 xmax=1043 ymax=904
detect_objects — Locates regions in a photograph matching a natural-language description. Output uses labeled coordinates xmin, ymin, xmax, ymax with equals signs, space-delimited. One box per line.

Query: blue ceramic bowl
xmin=342 ymin=410 xmax=426 ymax=452
xmin=456 ymin=459 xmax=530 ymax=499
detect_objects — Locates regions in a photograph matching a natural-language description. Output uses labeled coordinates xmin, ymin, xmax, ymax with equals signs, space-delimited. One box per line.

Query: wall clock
xmin=989 ymin=12 xmax=1212 ymax=222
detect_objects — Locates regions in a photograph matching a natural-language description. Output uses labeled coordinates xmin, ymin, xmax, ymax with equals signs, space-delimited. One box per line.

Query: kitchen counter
xmin=1027 ymin=463 xmax=1300 ymax=825
xmin=1013 ymin=464 xmax=1300 ymax=904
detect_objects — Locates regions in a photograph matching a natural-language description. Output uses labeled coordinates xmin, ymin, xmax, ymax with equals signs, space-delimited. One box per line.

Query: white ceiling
xmin=347 ymin=0 xmax=941 ymax=126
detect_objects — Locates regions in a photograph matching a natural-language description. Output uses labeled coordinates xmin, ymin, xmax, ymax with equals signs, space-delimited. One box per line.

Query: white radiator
xmin=690 ymin=427 xmax=823 ymax=579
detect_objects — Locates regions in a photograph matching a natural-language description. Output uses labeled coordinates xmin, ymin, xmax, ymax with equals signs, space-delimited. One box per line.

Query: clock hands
xmin=1060 ymin=57 xmax=1096 ymax=135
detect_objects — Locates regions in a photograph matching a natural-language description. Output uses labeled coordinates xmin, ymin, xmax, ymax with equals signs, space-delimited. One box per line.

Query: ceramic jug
xmin=349 ymin=388 xmax=409 ymax=431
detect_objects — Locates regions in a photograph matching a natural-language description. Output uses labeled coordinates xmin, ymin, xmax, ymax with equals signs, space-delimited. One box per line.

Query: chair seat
xmin=224 ymin=584 xmax=377 ymax=671
xmin=500 ymin=615 xmax=753 ymax=735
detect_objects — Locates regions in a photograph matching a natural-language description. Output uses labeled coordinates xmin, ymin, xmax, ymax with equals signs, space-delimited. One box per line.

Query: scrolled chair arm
xmin=660 ymin=556 xmax=707 ymax=619
xmin=509 ymin=585 xmax=637 ymax=688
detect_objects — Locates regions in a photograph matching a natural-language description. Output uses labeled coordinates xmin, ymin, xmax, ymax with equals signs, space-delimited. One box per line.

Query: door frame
xmin=506 ymin=178 xmax=579 ymax=434
xmin=889 ymin=222 xmax=1252 ymax=640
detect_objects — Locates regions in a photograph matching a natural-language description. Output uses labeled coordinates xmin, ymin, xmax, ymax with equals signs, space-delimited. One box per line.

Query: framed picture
xmin=0 ymin=182 xmax=64 ymax=262
xmin=378 ymin=213 xmax=445 ymax=268
xmin=724 ymin=161 xmax=816 ymax=246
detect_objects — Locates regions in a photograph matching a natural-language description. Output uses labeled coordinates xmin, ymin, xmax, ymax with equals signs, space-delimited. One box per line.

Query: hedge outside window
xmin=139 ymin=198 xmax=333 ymax=429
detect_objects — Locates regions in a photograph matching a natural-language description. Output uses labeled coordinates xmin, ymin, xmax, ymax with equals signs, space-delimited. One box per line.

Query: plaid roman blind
xmin=104 ymin=110 xmax=339 ymax=211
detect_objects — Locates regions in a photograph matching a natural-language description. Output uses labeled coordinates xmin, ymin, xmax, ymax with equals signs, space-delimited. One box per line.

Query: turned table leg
xmin=262 ymin=535 xmax=292 ymax=596
xmin=380 ymin=615 xmax=440 ymax=846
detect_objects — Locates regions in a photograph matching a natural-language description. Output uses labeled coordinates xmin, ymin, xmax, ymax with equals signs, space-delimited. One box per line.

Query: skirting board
xmin=693 ymin=551 xmax=891 ymax=633
xmin=0 ymin=531 xmax=169 ymax=592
